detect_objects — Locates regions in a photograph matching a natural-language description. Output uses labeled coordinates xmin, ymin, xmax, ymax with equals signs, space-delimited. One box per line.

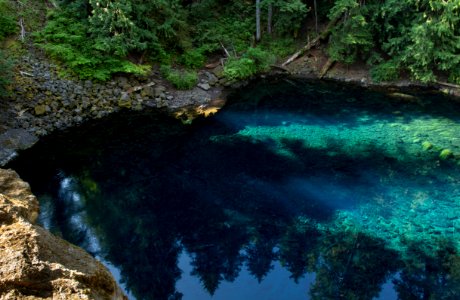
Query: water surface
xmin=9 ymin=79 xmax=460 ymax=299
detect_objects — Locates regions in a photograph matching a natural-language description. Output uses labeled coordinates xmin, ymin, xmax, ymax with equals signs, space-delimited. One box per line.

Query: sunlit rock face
xmin=0 ymin=169 xmax=126 ymax=300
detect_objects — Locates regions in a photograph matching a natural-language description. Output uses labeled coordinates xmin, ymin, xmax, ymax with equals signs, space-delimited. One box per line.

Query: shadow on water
xmin=7 ymin=79 xmax=460 ymax=299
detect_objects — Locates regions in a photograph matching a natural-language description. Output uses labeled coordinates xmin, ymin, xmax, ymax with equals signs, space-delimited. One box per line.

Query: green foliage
xmin=36 ymin=8 xmax=149 ymax=80
xmin=325 ymin=0 xmax=460 ymax=84
xmin=246 ymin=47 xmax=276 ymax=70
xmin=33 ymin=0 xmax=460 ymax=85
xmin=189 ymin=1 xmax=254 ymax=54
xmin=260 ymin=37 xmax=296 ymax=58
xmin=327 ymin=1 xmax=374 ymax=64
xmin=370 ymin=60 xmax=400 ymax=82
xmin=0 ymin=0 xmax=19 ymax=96
xmin=388 ymin=0 xmax=460 ymax=83
xmin=272 ymin=0 xmax=309 ymax=36
xmin=0 ymin=49 xmax=14 ymax=96
xmin=448 ymin=69 xmax=460 ymax=85
xmin=179 ymin=46 xmax=213 ymax=69
xmin=223 ymin=47 xmax=275 ymax=81
xmin=0 ymin=0 xmax=16 ymax=39
xmin=224 ymin=58 xmax=257 ymax=81
xmin=160 ymin=65 xmax=197 ymax=90
xmin=87 ymin=0 xmax=189 ymax=56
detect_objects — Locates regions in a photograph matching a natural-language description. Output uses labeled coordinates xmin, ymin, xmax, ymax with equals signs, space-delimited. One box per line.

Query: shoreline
xmin=2 ymin=52 xmax=460 ymax=167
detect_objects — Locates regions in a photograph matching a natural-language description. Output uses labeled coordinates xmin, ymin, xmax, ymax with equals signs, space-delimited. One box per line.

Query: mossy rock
xmin=34 ymin=105 xmax=46 ymax=116
xmin=118 ymin=92 xmax=132 ymax=109
xmin=422 ymin=141 xmax=433 ymax=150
xmin=439 ymin=149 xmax=453 ymax=160
xmin=118 ymin=99 xmax=132 ymax=109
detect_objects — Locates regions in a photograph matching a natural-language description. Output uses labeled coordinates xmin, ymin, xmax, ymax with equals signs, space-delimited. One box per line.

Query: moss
xmin=422 ymin=141 xmax=433 ymax=151
xmin=81 ymin=176 xmax=99 ymax=193
xmin=439 ymin=149 xmax=453 ymax=160
xmin=34 ymin=105 xmax=46 ymax=116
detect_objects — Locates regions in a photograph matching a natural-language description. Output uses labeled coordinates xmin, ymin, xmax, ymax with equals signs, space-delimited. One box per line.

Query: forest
xmin=1 ymin=0 xmax=460 ymax=92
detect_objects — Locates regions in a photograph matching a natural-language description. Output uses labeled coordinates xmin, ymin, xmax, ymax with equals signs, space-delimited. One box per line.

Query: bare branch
xmin=19 ymin=71 xmax=34 ymax=77
xmin=18 ymin=18 xmax=26 ymax=42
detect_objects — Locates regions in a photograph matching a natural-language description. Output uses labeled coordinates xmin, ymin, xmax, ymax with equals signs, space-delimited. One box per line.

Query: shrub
xmin=160 ymin=65 xmax=198 ymax=90
xmin=261 ymin=37 xmax=296 ymax=58
xmin=370 ymin=61 xmax=400 ymax=83
xmin=223 ymin=47 xmax=275 ymax=81
xmin=36 ymin=11 xmax=149 ymax=81
xmin=0 ymin=0 xmax=16 ymax=39
xmin=245 ymin=47 xmax=276 ymax=71
xmin=223 ymin=57 xmax=256 ymax=81
xmin=180 ymin=47 xmax=207 ymax=69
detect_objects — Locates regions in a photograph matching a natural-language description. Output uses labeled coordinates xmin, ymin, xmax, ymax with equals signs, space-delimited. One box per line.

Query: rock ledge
xmin=0 ymin=168 xmax=126 ymax=300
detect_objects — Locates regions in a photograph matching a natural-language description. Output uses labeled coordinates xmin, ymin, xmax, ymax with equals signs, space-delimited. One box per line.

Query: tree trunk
xmin=267 ymin=2 xmax=272 ymax=36
xmin=313 ymin=0 xmax=318 ymax=34
xmin=256 ymin=0 xmax=261 ymax=42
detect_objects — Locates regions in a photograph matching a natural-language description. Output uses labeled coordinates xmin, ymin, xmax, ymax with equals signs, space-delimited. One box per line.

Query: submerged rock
xmin=422 ymin=141 xmax=433 ymax=150
xmin=439 ymin=149 xmax=454 ymax=160
xmin=0 ymin=169 xmax=126 ymax=299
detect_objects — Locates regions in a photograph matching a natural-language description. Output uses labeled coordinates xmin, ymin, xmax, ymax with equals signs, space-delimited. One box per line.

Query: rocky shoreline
xmin=0 ymin=53 xmax=230 ymax=167
xmin=2 ymin=51 xmax=460 ymax=167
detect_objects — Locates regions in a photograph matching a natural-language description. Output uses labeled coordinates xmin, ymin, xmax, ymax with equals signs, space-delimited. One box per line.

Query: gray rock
xmin=84 ymin=80 xmax=93 ymax=89
xmin=154 ymin=86 xmax=167 ymax=97
xmin=141 ymin=86 xmax=155 ymax=98
xmin=207 ymin=74 xmax=219 ymax=86
xmin=0 ymin=148 xmax=17 ymax=167
xmin=0 ymin=129 xmax=38 ymax=152
xmin=197 ymin=83 xmax=211 ymax=91
xmin=212 ymin=65 xmax=224 ymax=78
xmin=120 ymin=92 xmax=130 ymax=101
xmin=144 ymin=101 xmax=157 ymax=108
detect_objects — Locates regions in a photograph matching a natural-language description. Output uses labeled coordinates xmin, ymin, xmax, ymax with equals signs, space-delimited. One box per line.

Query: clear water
xmin=8 ymin=79 xmax=460 ymax=300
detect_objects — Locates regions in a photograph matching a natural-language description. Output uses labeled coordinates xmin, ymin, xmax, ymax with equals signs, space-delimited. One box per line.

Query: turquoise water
xmin=8 ymin=79 xmax=460 ymax=299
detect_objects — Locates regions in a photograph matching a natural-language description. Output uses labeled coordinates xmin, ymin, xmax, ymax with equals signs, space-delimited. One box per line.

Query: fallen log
xmin=282 ymin=37 xmax=321 ymax=67
xmin=319 ymin=58 xmax=335 ymax=79
xmin=282 ymin=17 xmax=340 ymax=67
xmin=436 ymin=81 xmax=460 ymax=90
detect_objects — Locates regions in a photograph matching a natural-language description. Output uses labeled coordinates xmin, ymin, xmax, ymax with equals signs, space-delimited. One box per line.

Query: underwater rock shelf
xmin=7 ymin=79 xmax=460 ymax=299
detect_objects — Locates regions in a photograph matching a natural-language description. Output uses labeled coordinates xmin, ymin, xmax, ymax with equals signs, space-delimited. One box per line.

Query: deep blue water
xmin=8 ymin=79 xmax=460 ymax=300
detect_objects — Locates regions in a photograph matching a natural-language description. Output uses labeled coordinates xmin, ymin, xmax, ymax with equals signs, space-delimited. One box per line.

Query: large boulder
xmin=0 ymin=169 xmax=127 ymax=300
